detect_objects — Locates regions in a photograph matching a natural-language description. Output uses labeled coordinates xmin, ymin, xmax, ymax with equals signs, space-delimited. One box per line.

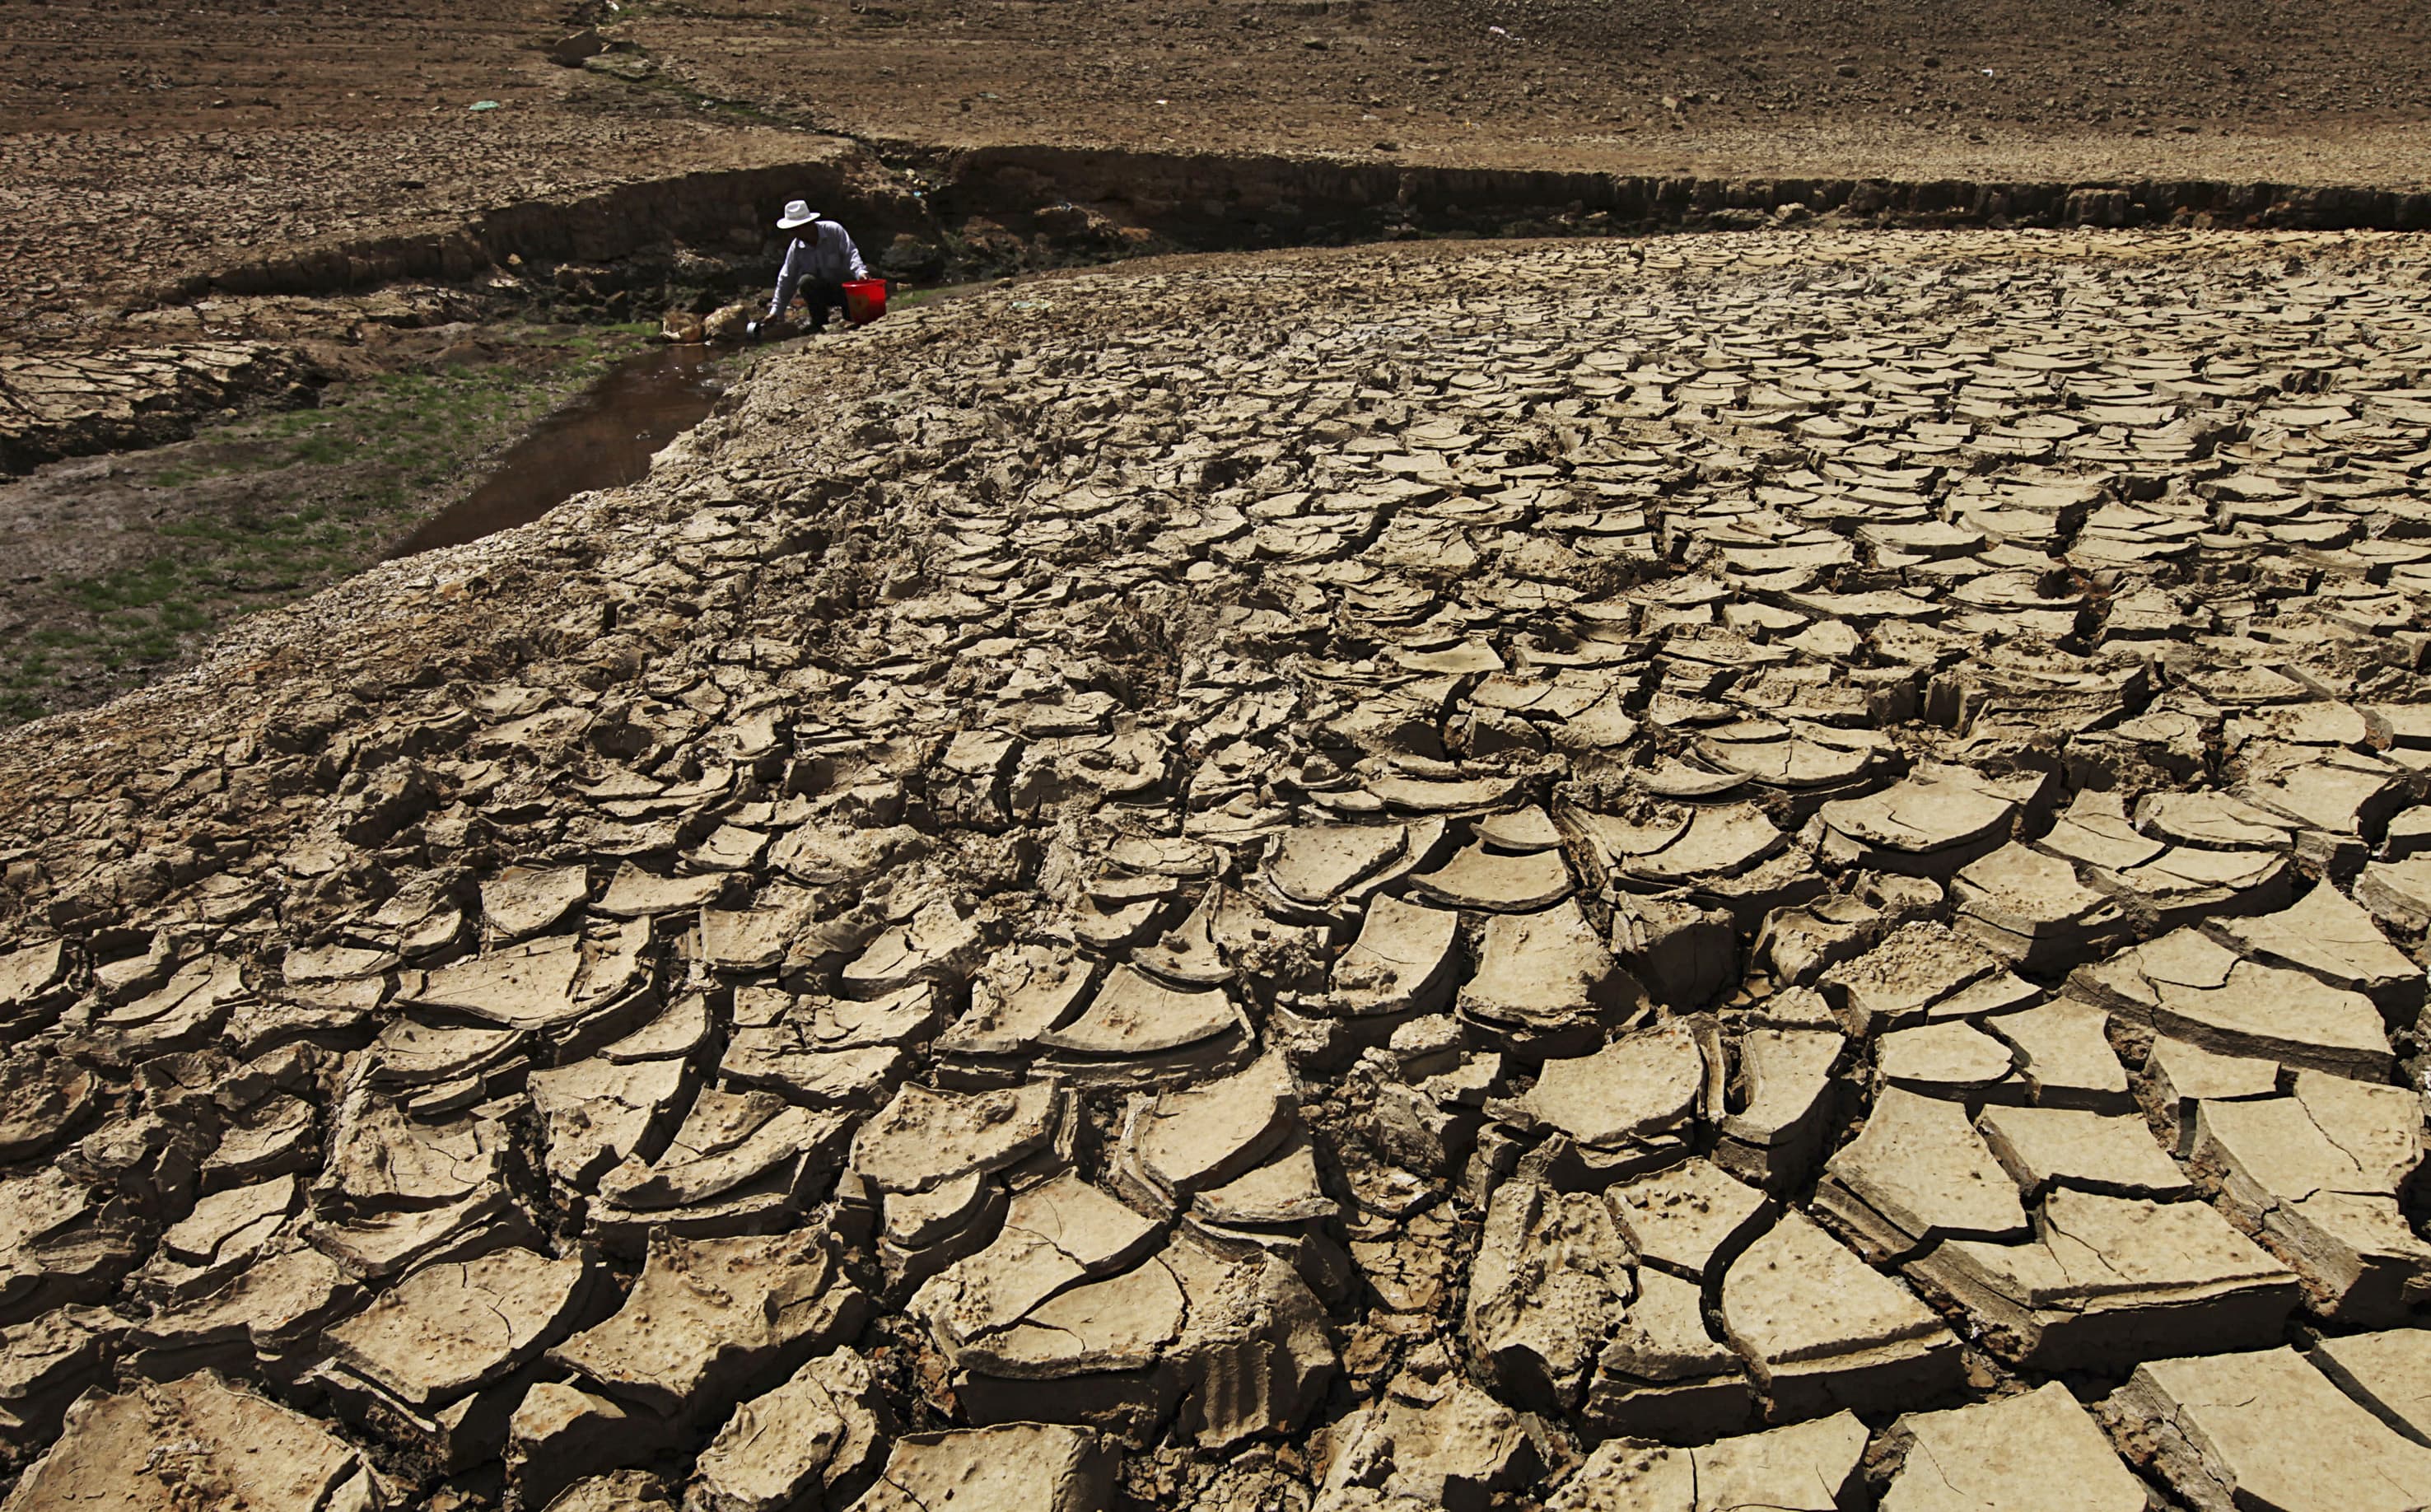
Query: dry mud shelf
xmin=8 ymin=227 xmax=2431 ymax=1510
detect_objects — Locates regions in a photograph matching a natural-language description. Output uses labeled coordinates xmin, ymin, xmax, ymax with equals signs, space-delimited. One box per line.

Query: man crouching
xmin=747 ymin=200 xmax=868 ymax=341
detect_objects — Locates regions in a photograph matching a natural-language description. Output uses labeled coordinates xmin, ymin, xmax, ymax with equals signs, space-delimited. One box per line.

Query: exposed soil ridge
xmin=174 ymin=140 xmax=2431 ymax=310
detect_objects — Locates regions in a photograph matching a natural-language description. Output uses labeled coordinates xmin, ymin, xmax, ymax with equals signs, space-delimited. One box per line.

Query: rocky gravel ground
xmin=6 ymin=226 xmax=2431 ymax=1511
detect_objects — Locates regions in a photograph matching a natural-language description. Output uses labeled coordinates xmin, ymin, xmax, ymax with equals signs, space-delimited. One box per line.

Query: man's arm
xmin=766 ymin=240 xmax=805 ymax=320
xmin=837 ymin=226 xmax=869 ymax=281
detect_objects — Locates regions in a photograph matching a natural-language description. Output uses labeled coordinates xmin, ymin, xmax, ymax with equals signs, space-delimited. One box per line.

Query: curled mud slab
xmin=9 ymin=228 xmax=2431 ymax=1509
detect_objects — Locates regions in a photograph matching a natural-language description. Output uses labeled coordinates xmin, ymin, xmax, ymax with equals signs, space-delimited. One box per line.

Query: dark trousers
xmin=793 ymin=278 xmax=844 ymax=331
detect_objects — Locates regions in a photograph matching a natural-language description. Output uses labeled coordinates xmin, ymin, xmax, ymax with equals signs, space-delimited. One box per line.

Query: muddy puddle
xmin=392 ymin=343 xmax=725 ymax=557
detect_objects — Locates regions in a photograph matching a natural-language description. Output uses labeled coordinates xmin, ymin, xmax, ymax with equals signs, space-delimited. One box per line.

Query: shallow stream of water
xmin=391 ymin=342 xmax=725 ymax=557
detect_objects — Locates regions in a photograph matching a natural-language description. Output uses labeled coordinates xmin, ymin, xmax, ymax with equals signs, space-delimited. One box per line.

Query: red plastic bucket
xmin=842 ymin=278 xmax=887 ymax=325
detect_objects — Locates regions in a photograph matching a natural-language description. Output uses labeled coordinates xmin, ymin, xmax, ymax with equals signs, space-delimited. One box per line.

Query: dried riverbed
xmin=5 ymin=229 xmax=2431 ymax=1512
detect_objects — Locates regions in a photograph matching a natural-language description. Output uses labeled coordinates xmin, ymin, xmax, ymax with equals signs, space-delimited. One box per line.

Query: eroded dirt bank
xmin=180 ymin=141 xmax=2431 ymax=313
xmin=1 ymin=230 xmax=2430 ymax=1510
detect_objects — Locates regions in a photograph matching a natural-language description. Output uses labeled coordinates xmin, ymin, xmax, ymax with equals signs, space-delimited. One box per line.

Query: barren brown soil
xmin=9 ymin=7 xmax=2431 ymax=1512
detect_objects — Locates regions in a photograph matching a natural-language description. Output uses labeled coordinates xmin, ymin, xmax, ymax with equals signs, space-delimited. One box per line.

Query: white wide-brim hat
xmin=777 ymin=200 xmax=819 ymax=230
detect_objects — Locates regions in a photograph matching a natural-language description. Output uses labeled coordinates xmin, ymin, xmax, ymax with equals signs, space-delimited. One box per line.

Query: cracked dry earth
xmin=15 ymin=226 xmax=2431 ymax=1512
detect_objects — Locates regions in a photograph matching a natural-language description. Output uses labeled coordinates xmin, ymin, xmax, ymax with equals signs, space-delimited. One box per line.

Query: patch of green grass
xmin=0 ymin=319 xmax=665 ymax=723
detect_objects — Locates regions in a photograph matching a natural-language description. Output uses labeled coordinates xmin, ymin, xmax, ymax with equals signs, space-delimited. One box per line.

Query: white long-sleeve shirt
xmin=766 ymin=221 xmax=869 ymax=319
